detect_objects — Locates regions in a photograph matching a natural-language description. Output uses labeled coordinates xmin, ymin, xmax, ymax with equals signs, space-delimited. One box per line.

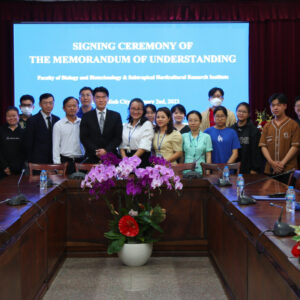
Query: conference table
xmin=0 ymin=174 xmax=299 ymax=299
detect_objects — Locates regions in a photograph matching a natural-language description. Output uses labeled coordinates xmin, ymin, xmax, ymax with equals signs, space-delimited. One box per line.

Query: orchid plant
xmin=81 ymin=153 xmax=183 ymax=254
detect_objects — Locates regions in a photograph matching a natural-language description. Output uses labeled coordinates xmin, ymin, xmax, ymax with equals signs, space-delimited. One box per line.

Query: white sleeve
xmin=137 ymin=121 xmax=154 ymax=151
xmin=52 ymin=122 xmax=61 ymax=164
xmin=119 ymin=124 xmax=128 ymax=149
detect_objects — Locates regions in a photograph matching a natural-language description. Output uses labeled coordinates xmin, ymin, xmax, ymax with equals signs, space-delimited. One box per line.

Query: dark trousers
xmin=60 ymin=155 xmax=84 ymax=174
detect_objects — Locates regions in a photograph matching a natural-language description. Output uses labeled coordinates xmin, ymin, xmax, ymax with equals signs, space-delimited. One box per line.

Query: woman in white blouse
xmin=119 ymin=98 xmax=154 ymax=167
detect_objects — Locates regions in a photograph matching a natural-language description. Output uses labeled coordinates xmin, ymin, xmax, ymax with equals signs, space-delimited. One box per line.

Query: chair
xmin=287 ymin=170 xmax=300 ymax=190
xmin=172 ymin=163 xmax=196 ymax=176
xmin=28 ymin=162 xmax=68 ymax=177
xmin=200 ymin=162 xmax=241 ymax=176
xmin=75 ymin=163 xmax=98 ymax=173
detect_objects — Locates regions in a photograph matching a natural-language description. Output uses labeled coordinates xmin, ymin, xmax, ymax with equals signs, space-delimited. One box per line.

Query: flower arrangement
xmin=291 ymin=225 xmax=300 ymax=258
xmin=255 ymin=109 xmax=273 ymax=131
xmin=81 ymin=153 xmax=183 ymax=254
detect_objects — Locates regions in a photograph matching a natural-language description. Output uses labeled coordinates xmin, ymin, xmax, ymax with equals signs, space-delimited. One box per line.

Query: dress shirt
xmin=120 ymin=120 xmax=154 ymax=152
xmin=96 ymin=108 xmax=107 ymax=125
xmin=40 ymin=110 xmax=53 ymax=129
xmin=52 ymin=117 xmax=84 ymax=164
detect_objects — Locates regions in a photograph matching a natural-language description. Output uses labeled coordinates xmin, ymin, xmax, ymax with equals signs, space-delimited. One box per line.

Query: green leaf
xmin=107 ymin=236 xmax=126 ymax=254
xmin=149 ymin=222 xmax=163 ymax=233
xmin=104 ymin=231 xmax=123 ymax=240
xmin=292 ymin=235 xmax=300 ymax=242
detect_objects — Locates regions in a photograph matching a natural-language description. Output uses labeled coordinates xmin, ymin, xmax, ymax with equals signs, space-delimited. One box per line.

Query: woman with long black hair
xmin=153 ymin=107 xmax=183 ymax=164
xmin=231 ymin=102 xmax=262 ymax=174
xmin=119 ymin=98 xmax=154 ymax=168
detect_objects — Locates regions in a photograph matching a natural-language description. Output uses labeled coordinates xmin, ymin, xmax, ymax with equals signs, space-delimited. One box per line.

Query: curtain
xmin=0 ymin=1 xmax=300 ymax=123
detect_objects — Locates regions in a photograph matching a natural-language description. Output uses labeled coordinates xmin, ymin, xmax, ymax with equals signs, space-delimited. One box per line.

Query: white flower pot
xmin=118 ymin=243 xmax=153 ymax=267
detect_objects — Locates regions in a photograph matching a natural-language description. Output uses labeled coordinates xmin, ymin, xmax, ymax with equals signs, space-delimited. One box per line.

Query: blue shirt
xmin=77 ymin=107 xmax=93 ymax=118
xmin=204 ymin=127 xmax=240 ymax=163
xmin=182 ymin=131 xmax=213 ymax=174
xmin=77 ymin=107 xmax=84 ymax=118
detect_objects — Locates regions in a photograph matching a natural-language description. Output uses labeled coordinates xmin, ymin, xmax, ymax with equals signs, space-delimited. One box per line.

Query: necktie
xmin=46 ymin=116 xmax=52 ymax=131
xmin=99 ymin=111 xmax=104 ymax=134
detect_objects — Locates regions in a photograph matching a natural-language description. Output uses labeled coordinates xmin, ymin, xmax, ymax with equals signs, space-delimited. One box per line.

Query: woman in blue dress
xmin=182 ymin=110 xmax=213 ymax=174
xmin=204 ymin=106 xmax=240 ymax=163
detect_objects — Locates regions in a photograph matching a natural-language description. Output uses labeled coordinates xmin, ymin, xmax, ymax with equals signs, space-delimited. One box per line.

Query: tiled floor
xmin=43 ymin=257 xmax=227 ymax=300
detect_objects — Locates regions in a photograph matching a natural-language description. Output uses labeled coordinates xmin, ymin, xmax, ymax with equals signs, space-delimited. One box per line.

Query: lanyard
xmin=128 ymin=120 xmax=140 ymax=147
xmin=189 ymin=132 xmax=201 ymax=162
xmin=157 ymin=131 xmax=166 ymax=151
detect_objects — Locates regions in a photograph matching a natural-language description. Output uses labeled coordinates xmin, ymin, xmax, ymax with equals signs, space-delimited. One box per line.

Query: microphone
xmin=237 ymin=169 xmax=295 ymax=205
xmin=215 ymin=167 xmax=232 ymax=187
xmin=269 ymin=203 xmax=295 ymax=237
xmin=68 ymin=156 xmax=90 ymax=180
xmin=6 ymin=169 xmax=28 ymax=206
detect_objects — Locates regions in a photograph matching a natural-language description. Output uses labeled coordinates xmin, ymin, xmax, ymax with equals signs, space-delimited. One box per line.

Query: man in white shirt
xmin=53 ymin=97 xmax=84 ymax=174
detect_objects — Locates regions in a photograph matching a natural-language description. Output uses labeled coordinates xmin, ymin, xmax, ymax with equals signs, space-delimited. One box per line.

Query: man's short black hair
xmin=295 ymin=95 xmax=300 ymax=105
xmin=39 ymin=93 xmax=54 ymax=103
xmin=268 ymin=93 xmax=287 ymax=105
xmin=79 ymin=87 xmax=93 ymax=95
xmin=20 ymin=94 xmax=35 ymax=105
xmin=208 ymin=87 xmax=224 ymax=98
xmin=93 ymin=86 xmax=109 ymax=97
xmin=63 ymin=96 xmax=79 ymax=107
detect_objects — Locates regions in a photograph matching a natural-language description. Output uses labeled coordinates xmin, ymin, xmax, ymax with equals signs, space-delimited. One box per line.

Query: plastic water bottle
xmin=223 ymin=166 xmax=230 ymax=182
xmin=40 ymin=170 xmax=47 ymax=191
xmin=236 ymin=174 xmax=245 ymax=198
xmin=286 ymin=186 xmax=296 ymax=213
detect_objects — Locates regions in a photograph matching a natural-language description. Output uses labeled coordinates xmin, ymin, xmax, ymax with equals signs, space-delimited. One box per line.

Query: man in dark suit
xmin=80 ymin=86 xmax=122 ymax=163
xmin=25 ymin=93 xmax=60 ymax=163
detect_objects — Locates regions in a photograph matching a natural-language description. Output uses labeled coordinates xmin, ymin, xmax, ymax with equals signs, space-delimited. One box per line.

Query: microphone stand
xmin=269 ymin=203 xmax=295 ymax=236
xmin=68 ymin=157 xmax=91 ymax=180
xmin=6 ymin=169 xmax=28 ymax=206
xmin=237 ymin=169 xmax=295 ymax=205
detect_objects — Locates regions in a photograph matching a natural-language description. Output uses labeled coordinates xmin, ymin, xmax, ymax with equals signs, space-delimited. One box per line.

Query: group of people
xmin=1 ymin=86 xmax=300 ymax=184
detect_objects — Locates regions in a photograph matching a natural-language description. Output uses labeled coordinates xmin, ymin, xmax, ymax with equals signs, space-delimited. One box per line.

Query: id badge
xmin=126 ymin=147 xmax=131 ymax=153
xmin=157 ymin=153 xmax=162 ymax=158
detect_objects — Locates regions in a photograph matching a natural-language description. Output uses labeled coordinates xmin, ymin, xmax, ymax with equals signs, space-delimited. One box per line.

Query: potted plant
xmin=81 ymin=153 xmax=183 ymax=266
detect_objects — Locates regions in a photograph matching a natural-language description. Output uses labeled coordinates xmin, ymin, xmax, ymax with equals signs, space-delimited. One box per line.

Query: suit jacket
xmin=25 ymin=111 xmax=60 ymax=163
xmin=80 ymin=109 xmax=122 ymax=162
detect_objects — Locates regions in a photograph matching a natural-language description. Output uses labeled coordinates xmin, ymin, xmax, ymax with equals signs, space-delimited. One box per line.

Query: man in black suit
xmin=80 ymin=86 xmax=122 ymax=163
xmin=25 ymin=93 xmax=60 ymax=163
